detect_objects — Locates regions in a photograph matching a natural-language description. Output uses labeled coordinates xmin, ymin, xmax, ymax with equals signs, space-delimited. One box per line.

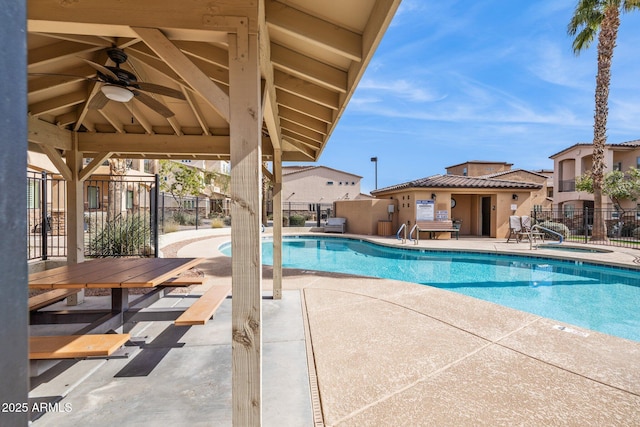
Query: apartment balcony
xmin=558 ymin=179 xmax=576 ymax=192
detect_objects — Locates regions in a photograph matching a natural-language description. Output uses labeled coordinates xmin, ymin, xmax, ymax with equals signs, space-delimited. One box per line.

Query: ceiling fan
xmin=33 ymin=47 xmax=186 ymax=118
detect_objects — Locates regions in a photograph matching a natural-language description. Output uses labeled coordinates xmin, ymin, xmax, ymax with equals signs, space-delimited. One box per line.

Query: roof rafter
xmin=132 ymin=27 xmax=230 ymax=121
xmin=266 ymin=0 xmax=362 ymax=62
xmin=271 ymin=43 xmax=347 ymax=93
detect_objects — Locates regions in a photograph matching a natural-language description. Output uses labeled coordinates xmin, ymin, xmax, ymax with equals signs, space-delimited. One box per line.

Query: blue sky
xmin=298 ymin=0 xmax=640 ymax=195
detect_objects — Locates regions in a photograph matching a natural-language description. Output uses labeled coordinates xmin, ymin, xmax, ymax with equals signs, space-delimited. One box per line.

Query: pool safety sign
xmin=416 ymin=199 xmax=435 ymax=221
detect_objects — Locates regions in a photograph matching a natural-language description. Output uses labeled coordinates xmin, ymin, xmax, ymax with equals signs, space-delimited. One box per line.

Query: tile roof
xmin=371 ymin=174 xmax=542 ymax=194
xmin=445 ymin=160 xmax=513 ymax=169
xmin=480 ymin=168 xmax=551 ymax=179
xmin=549 ymin=139 xmax=640 ymax=158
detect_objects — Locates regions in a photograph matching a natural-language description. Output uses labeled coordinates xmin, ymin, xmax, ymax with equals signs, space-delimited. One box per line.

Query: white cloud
xmin=357 ymin=78 xmax=445 ymax=103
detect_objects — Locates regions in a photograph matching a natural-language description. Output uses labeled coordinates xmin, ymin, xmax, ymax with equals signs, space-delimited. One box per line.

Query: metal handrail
xmin=530 ymin=224 xmax=563 ymax=250
xmin=396 ymin=223 xmax=407 ymax=243
xmin=409 ymin=224 xmax=419 ymax=244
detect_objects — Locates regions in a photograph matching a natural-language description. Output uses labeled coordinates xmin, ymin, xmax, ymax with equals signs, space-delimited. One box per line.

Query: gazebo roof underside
xmin=27 ymin=0 xmax=400 ymax=163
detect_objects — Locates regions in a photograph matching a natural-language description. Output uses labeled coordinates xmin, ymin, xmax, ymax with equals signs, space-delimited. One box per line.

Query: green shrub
xmin=538 ymin=221 xmax=570 ymax=239
xmin=289 ymin=214 xmax=306 ymax=226
xmin=163 ymin=221 xmax=179 ymax=233
xmin=88 ymin=215 xmax=151 ymax=257
xmin=172 ymin=211 xmax=201 ymax=226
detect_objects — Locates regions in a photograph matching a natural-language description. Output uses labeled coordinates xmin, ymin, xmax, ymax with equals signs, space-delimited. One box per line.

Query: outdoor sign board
xmin=416 ymin=199 xmax=435 ymax=221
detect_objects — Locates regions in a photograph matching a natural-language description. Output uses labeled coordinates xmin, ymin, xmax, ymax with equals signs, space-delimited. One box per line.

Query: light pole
xmin=370 ymin=156 xmax=378 ymax=190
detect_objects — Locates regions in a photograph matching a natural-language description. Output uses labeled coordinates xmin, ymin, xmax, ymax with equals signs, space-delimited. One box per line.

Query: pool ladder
xmin=396 ymin=223 xmax=408 ymax=244
xmin=529 ymin=225 xmax=563 ymax=250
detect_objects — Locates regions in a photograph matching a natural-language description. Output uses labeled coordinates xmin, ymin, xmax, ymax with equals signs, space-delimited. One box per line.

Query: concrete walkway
xmin=31 ymin=230 xmax=640 ymax=426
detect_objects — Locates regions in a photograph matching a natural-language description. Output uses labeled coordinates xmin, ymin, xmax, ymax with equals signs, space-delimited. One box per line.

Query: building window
xmin=547 ymin=188 xmax=553 ymax=198
xmin=613 ymin=162 xmax=622 ymax=171
xmin=327 ymin=181 xmax=333 ymax=185
xmin=143 ymin=159 xmax=153 ymax=174
xmin=637 ymin=157 xmax=640 ymax=169
xmin=126 ymin=190 xmax=134 ymax=209
xmin=563 ymin=204 xmax=574 ymax=218
xmin=462 ymin=167 xmax=468 ymax=176
xmin=339 ymin=181 xmax=342 ymax=185
xmin=88 ymin=186 xmax=100 ymax=209
xmin=27 ymin=180 xmax=40 ymax=209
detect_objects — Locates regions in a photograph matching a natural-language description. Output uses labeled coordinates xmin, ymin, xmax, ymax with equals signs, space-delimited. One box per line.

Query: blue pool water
xmin=219 ymin=236 xmax=640 ymax=342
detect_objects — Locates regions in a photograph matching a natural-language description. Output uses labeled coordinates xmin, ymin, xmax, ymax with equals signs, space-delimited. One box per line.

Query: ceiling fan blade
xmin=131 ymin=90 xmax=175 ymax=118
xmin=87 ymin=90 xmax=110 ymax=110
xmin=28 ymin=72 xmax=97 ymax=81
xmin=80 ymin=58 xmax=119 ymax=81
xmin=133 ymin=82 xmax=186 ymax=100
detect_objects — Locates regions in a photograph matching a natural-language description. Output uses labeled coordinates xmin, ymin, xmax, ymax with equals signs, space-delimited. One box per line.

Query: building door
xmin=481 ymin=197 xmax=491 ymax=236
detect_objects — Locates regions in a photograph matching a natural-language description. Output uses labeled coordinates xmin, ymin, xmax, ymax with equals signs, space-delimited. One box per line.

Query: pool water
xmin=219 ymin=236 xmax=640 ymax=342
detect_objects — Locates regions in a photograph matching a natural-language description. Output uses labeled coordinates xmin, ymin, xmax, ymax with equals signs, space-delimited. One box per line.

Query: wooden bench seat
xmin=160 ymin=276 xmax=206 ymax=287
xmin=175 ymin=285 xmax=231 ymax=326
xmin=416 ymin=220 xmax=459 ymax=240
xmin=29 ymin=289 xmax=81 ymax=311
xmin=29 ymin=334 xmax=130 ymax=359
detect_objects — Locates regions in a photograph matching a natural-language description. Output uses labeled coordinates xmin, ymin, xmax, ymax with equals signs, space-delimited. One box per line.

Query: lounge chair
xmin=507 ymin=215 xmax=522 ymax=243
xmin=324 ymin=217 xmax=346 ymax=233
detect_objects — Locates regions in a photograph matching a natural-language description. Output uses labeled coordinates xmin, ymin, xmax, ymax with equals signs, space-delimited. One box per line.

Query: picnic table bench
xmin=29 ymin=334 xmax=131 ymax=359
xmin=175 ymin=284 xmax=232 ymax=326
xmin=29 ymin=289 xmax=81 ymax=311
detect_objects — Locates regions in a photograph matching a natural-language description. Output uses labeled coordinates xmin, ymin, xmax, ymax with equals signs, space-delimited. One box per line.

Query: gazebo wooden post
xmin=229 ymin=31 xmax=263 ymax=425
xmin=65 ymin=138 xmax=85 ymax=304
xmin=272 ymin=148 xmax=283 ymax=299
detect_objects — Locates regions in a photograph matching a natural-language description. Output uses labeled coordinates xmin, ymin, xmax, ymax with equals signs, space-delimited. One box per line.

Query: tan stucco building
xmin=354 ymin=174 xmax=543 ymax=239
xmin=550 ymin=139 xmax=640 ymax=212
xmin=445 ymin=160 xmax=514 ymax=177
xmin=282 ymin=166 xmax=365 ymax=203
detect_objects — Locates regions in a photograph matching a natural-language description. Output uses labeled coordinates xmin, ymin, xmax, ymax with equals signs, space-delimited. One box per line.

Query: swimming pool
xmin=219 ymin=236 xmax=640 ymax=342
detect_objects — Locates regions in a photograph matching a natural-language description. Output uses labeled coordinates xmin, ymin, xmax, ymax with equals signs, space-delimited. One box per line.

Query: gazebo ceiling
xmin=27 ymin=0 xmax=401 ymax=163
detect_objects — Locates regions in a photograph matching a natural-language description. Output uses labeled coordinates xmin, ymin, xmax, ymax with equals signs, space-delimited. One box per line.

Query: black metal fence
xmin=158 ymin=192 xmax=212 ymax=233
xmin=27 ymin=173 xmax=160 ymax=260
xmin=532 ymin=207 xmax=640 ymax=248
xmin=27 ymin=171 xmax=67 ymax=260
xmin=83 ymin=174 xmax=159 ymax=257
xmin=267 ymin=201 xmax=335 ymax=226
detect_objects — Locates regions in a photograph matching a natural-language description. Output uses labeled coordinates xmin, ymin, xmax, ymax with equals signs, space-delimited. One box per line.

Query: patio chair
xmin=507 ymin=215 xmax=522 ymax=243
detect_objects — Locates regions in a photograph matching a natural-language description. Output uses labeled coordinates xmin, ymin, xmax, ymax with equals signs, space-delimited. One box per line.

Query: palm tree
xmin=568 ymin=0 xmax=640 ymax=241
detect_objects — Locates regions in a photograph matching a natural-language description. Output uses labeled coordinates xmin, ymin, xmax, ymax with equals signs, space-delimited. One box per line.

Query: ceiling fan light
xmin=101 ymin=85 xmax=133 ymax=102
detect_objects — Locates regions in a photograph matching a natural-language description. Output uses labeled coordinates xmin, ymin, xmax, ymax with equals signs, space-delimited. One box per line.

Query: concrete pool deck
xmin=31 ymin=230 xmax=640 ymax=426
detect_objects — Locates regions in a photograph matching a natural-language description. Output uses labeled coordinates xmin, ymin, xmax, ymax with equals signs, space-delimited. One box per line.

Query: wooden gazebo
xmin=1 ymin=0 xmax=400 ymax=424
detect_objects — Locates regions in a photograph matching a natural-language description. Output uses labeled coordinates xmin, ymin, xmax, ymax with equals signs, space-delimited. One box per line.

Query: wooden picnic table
xmin=28 ymin=257 xmax=207 ymax=359
xmin=29 ymin=257 xmax=203 ymax=312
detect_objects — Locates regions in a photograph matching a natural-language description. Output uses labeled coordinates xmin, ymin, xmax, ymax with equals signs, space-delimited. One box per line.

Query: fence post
xmin=41 ymin=171 xmax=48 ymax=260
xmin=161 ymin=192 xmax=165 ymax=233
xmin=584 ymin=206 xmax=589 ymax=244
xmin=195 ymin=196 xmax=199 ymax=230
